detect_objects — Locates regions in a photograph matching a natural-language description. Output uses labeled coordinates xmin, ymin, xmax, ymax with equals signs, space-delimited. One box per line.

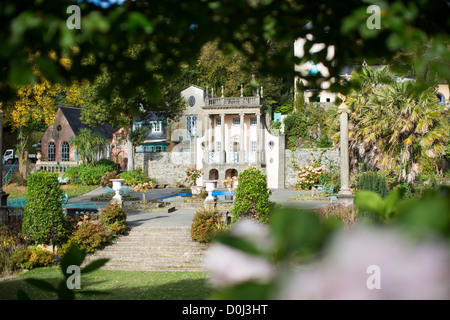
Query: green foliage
xmin=11 ymin=247 xmax=57 ymax=270
xmin=69 ymin=128 xmax=108 ymax=167
xmin=120 ymin=168 xmax=151 ymax=186
xmin=63 ymin=220 xmax=112 ymax=254
xmin=63 ymin=161 xmax=116 ymax=186
xmin=99 ymin=203 xmax=127 ymax=236
xmin=283 ymin=104 xmax=333 ymax=149
xmin=17 ymin=245 xmax=109 ymax=300
xmin=22 ymin=171 xmax=67 ymax=246
xmin=358 ymin=171 xmax=390 ymax=198
xmin=231 ymin=167 xmax=272 ymax=223
xmin=191 ymin=207 xmax=222 ymax=243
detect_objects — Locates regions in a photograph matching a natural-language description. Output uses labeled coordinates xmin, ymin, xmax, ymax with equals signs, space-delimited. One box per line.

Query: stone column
xmin=219 ymin=113 xmax=226 ymax=163
xmin=256 ymin=111 xmax=261 ymax=164
xmin=337 ymin=102 xmax=353 ymax=204
xmin=203 ymin=114 xmax=209 ymax=163
xmin=239 ymin=112 xmax=245 ymax=163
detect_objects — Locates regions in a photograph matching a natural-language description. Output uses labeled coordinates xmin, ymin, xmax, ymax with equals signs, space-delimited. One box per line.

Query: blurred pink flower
xmin=203 ymin=219 xmax=275 ymax=288
xmin=277 ymin=226 xmax=450 ymax=300
xmin=204 ymin=243 xmax=275 ymax=288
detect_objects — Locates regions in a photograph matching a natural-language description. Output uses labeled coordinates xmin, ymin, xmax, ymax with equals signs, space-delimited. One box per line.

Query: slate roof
xmin=59 ymin=107 xmax=115 ymax=140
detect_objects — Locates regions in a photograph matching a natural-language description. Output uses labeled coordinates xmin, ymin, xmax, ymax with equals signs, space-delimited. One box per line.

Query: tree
xmin=69 ymin=128 xmax=108 ymax=166
xmin=331 ymin=66 xmax=449 ymax=181
xmin=2 ymin=1 xmax=447 ymax=106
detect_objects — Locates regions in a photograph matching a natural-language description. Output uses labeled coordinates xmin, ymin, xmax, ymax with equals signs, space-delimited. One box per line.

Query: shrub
xmin=63 ymin=221 xmax=112 ymax=254
xmin=120 ymin=167 xmax=151 ymax=186
xmin=295 ymin=165 xmax=325 ymax=190
xmin=191 ymin=207 xmax=221 ymax=243
xmin=63 ymin=161 xmax=117 ymax=186
xmin=99 ymin=203 xmax=127 ymax=236
xmin=231 ymin=167 xmax=272 ymax=223
xmin=22 ymin=171 xmax=67 ymax=247
xmin=184 ymin=167 xmax=203 ymax=187
xmin=358 ymin=171 xmax=389 ymax=198
xmin=11 ymin=247 xmax=57 ymax=270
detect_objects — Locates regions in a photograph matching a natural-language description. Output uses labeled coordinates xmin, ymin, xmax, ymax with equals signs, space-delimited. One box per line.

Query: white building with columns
xmin=179 ymin=85 xmax=285 ymax=189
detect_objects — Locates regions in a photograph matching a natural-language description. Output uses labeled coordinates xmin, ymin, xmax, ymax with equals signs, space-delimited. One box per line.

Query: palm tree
xmin=70 ymin=128 xmax=107 ymax=166
xmin=330 ymin=66 xmax=449 ymax=182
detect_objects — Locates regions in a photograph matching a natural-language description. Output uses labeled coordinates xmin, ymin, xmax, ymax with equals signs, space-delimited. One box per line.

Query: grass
xmin=3 ymin=183 xmax=99 ymax=199
xmin=0 ymin=267 xmax=213 ymax=300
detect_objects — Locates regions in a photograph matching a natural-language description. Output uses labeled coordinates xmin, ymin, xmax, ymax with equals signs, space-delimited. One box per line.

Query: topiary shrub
xmin=358 ymin=171 xmax=389 ymax=198
xmin=99 ymin=203 xmax=127 ymax=236
xmin=22 ymin=171 xmax=67 ymax=247
xmin=231 ymin=166 xmax=272 ymax=223
xmin=191 ymin=207 xmax=221 ymax=243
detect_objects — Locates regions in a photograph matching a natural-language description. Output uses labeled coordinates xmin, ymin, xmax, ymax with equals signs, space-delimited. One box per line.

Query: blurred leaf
xmin=81 ymin=258 xmax=110 ymax=274
xmin=25 ymin=279 xmax=56 ymax=293
xmin=60 ymin=244 xmax=84 ymax=279
xmin=354 ymin=191 xmax=385 ymax=218
xmin=270 ymin=208 xmax=329 ymax=261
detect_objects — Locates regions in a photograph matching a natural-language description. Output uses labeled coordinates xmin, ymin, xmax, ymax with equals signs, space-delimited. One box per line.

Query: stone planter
xmin=204 ymin=180 xmax=217 ymax=203
xmin=110 ymin=178 xmax=124 ymax=205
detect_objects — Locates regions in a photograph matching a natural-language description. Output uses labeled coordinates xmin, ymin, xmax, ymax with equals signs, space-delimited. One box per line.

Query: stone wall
xmin=135 ymin=152 xmax=193 ymax=187
xmin=284 ymin=148 xmax=340 ymax=188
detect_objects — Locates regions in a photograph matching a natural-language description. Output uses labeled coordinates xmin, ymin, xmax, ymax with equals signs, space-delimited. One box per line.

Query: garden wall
xmin=284 ymin=148 xmax=340 ymax=188
xmin=134 ymin=152 xmax=193 ymax=187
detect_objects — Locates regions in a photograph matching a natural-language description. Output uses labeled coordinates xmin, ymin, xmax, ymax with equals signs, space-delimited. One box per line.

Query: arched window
xmin=48 ymin=142 xmax=55 ymax=161
xmin=61 ymin=141 xmax=69 ymax=161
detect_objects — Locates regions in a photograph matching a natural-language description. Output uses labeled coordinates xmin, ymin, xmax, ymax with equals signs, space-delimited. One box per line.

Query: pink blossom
xmin=204 ymin=243 xmax=275 ymax=288
xmin=277 ymin=226 xmax=450 ymax=300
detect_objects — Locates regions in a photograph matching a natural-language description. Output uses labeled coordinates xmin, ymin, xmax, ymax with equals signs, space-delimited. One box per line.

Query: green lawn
xmin=3 ymin=184 xmax=98 ymax=199
xmin=0 ymin=268 xmax=213 ymax=300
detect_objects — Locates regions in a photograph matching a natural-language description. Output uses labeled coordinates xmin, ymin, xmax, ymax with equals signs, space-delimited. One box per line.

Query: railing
xmin=36 ymin=161 xmax=78 ymax=174
xmin=209 ymin=152 xmax=219 ymax=163
xmin=3 ymin=160 xmax=17 ymax=186
xmin=205 ymin=96 xmax=263 ymax=107
xmin=244 ymin=151 xmax=256 ymax=163
xmin=226 ymin=152 xmax=239 ymax=163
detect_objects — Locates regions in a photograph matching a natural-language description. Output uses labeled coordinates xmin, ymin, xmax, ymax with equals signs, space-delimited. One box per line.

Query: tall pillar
xmin=219 ymin=113 xmax=226 ymax=163
xmin=337 ymin=100 xmax=353 ymax=204
xmin=203 ymin=114 xmax=209 ymax=164
xmin=256 ymin=111 xmax=262 ymax=164
xmin=239 ymin=112 xmax=245 ymax=163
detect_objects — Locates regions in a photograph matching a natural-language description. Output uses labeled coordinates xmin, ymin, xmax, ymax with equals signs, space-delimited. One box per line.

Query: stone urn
xmin=110 ymin=178 xmax=124 ymax=205
xmin=204 ymin=180 xmax=217 ymax=203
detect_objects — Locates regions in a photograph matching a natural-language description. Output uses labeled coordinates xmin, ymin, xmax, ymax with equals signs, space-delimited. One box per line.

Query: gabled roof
xmin=59 ymin=107 xmax=115 ymax=140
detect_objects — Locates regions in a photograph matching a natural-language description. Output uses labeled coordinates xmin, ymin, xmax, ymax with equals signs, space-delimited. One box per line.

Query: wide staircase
xmin=84 ymin=224 xmax=208 ymax=271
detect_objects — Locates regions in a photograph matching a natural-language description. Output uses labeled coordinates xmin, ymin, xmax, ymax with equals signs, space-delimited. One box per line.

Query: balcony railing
xmin=36 ymin=161 xmax=79 ymax=174
xmin=244 ymin=151 xmax=256 ymax=163
xmin=209 ymin=152 xmax=219 ymax=163
xmin=205 ymin=96 xmax=263 ymax=108
xmin=226 ymin=152 xmax=239 ymax=163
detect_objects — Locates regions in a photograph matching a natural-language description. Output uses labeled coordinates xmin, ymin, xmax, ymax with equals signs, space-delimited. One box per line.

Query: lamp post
xmin=0 ymin=108 xmax=9 ymax=206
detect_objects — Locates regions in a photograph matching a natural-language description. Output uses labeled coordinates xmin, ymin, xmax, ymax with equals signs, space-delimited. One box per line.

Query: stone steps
xmin=84 ymin=225 xmax=208 ymax=271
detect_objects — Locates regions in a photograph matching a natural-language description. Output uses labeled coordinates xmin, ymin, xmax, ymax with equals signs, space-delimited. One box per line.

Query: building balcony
xmin=206 ymin=151 xmax=261 ymax=165
xmin=204 ymin=96 xmax=263 ymax=109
